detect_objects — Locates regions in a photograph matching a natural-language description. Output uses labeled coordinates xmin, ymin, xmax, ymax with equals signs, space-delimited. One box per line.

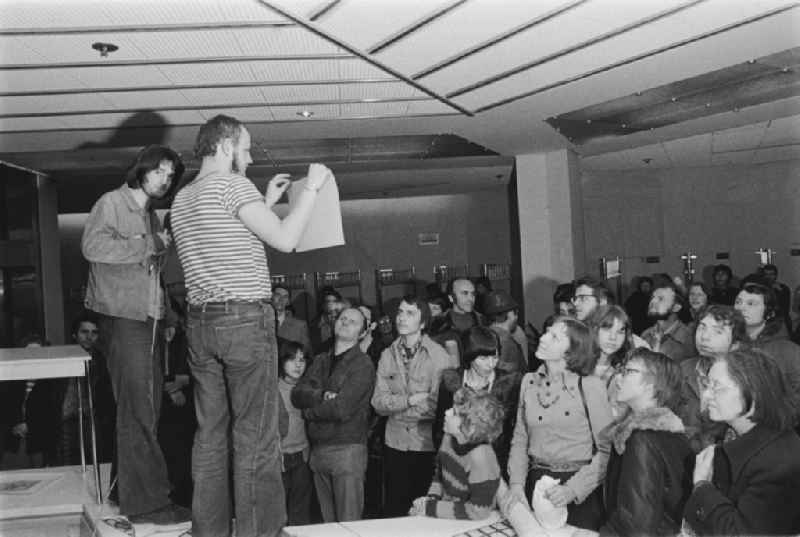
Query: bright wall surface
xmin=581 ymin=159 xmax=800 ymax=300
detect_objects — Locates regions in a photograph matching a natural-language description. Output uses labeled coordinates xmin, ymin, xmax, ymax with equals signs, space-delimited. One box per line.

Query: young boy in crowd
xmin=278 ymin=341 xmax=313 ymax=525
xmin=409 ymin=387 xmax=503 ymax=520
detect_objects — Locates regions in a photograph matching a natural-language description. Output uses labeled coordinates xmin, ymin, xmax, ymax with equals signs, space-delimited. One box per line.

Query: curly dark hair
xmin=460 ymin=326 xmax=500 ymax=367
xmin=452 ymin=387 xmax=505 ymax=444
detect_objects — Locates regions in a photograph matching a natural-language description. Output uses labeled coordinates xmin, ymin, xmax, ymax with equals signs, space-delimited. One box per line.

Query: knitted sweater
xmin=424 ymin=435 xmax=500 ymax=520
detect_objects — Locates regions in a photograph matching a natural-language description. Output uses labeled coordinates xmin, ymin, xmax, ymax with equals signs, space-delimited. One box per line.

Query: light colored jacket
xmin=82 ymin=184 xmax=171 ymax=323
xmin=371 ymin=334 xmax=451 ymax=452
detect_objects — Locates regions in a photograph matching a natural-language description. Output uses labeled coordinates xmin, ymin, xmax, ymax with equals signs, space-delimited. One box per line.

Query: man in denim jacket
xmin=82 ymin=145 xmax=186 ymax=524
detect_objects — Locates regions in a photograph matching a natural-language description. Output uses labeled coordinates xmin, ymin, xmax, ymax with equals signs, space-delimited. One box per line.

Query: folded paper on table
xmin=288 ymin=175 xmax=345 ymax=252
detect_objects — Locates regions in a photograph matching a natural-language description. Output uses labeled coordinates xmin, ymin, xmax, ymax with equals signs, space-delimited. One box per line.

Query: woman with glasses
xmin=684 ymin=348 xmax=800 ymax=535
xmin=598 ymin=348 xmax=693 ymax=537
xmin=507 ymin=317 xmax=613 ymax=530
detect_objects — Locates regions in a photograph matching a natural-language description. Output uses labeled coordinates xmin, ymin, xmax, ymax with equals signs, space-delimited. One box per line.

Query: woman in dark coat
xmin=433 ymin=326 xmax=521 ymax=476
xmin=684 ymin=348 xmax=800 ymax=536
xmin=599 ymin=348 xmax=693 ymax=537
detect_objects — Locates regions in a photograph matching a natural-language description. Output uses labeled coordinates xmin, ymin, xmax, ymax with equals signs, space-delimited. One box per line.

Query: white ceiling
xmin=583 ymin=112 xmax=800 ymax=170
xmin=0 ymin=0 xmax=798 ymax=179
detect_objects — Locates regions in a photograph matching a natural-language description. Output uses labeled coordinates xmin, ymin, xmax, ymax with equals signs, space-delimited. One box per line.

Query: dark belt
xmin=529 ymin=456 xmax=591 ymax=473
xmin=187 ymin=300 xmax=271 ymax=313
xmin=283 ymin=450 xmax=306 ymax=470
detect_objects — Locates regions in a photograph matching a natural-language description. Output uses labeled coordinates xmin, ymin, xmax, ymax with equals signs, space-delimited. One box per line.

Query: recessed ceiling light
xmin=297 ymin=110 xmax=314 ymax=118
xmin=91 ymin=42 xmax=118 ymax=57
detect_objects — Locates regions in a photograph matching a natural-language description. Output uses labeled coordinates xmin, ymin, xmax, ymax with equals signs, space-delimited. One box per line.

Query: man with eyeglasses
xmin=571 ymin=276 xmax=614 ymax=322
xmin=677 ymin=305 xmax=746 ymax=452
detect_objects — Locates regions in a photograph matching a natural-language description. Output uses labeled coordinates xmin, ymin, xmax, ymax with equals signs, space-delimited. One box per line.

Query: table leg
xmin=84 ymin=361 xmax=103 ymax=505
xmin=77 ymin=376 xmax=86 ymax=473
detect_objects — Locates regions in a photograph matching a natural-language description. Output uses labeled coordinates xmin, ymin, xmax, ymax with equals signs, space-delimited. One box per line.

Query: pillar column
xmin=510 ymin=149 xmax=585 ymax=329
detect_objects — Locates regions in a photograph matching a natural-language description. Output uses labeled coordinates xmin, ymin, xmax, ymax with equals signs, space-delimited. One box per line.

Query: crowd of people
xmin=1 ymin=112 xmax=799 ymax=537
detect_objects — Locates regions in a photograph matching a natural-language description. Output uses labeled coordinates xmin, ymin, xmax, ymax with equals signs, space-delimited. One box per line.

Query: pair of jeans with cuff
xmin=186 ymin=302 xmax=285 ymax=537
xmin=98 ymin=314 xmax=171 ymax=516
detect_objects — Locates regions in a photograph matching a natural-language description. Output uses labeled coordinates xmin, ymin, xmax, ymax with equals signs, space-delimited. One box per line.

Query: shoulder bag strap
xmin=578 ymin=376 xmax=597 ymax=455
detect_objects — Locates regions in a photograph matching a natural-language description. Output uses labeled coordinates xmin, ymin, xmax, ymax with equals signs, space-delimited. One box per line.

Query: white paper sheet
xmin=288 ymin=175 xmax=345 ymax=252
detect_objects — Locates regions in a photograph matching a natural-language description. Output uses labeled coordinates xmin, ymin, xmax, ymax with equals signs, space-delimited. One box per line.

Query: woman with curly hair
xmin=409 ymin=387 xmax=504 ymax=520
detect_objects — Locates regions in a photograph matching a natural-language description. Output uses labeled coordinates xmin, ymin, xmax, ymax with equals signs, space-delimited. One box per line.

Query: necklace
xmin=536 ymin=372 xmax=568 ymax=408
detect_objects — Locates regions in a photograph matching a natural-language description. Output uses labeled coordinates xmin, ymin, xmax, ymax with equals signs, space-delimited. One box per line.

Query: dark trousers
xmin=282 ymin=451 xmax=313 ymax=526
xmin=158 ymin=392 xmax=196 ymax=508
xmin=525 ymin=467 xmax=606 ymax=531
xmin=382 ymin=446 xmax=436 ymax=517
xmin=186 ymin=302 xmax=285 ymax=537
xmin=98 ymin=315 xmax=171 ymax=516
xmin=309 ymin=443 xmax=368 ymax=522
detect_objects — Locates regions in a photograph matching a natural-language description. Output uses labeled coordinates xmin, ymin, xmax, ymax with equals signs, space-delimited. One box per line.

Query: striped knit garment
xmin=424 ymin=434 xmax=500 ymax=520
xmin=171 ymin=173 xmax=271 ymax=305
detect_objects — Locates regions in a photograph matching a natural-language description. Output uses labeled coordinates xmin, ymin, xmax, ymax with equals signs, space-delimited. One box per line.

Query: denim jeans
xmin=186 ymin=302 xmax=285 ymax=537
xmin=98 ymin=315 xmax=171 ymax=516
xmin=309 ymin=443 xmax=367 ymax=522
xmin=281 ymin=451 xmax=313 ymax=526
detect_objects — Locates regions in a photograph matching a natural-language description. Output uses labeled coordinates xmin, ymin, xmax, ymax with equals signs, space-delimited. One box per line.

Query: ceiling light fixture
xmin=297 ymin=110 xmax=314 ymax=118
xmin=91 ymin=42 xmax=119 ymax=57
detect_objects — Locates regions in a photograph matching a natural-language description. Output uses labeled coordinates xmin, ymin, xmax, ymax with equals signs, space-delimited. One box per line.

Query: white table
xmin=0 ymin=345 xmax=102 ymax=504
xmin=282 ymin=511 xmax=581 ymax=537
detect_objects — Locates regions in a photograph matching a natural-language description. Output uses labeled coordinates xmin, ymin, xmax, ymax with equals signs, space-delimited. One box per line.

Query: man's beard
xmin=233 ymin=154 xmax=246 ymax=174
xmin=647 ymin=309 xmax=671 ymax=321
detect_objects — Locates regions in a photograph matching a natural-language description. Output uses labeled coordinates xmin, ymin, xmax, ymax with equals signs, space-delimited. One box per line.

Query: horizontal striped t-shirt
xmin=171 ymin=172 xmax=271 ymax=305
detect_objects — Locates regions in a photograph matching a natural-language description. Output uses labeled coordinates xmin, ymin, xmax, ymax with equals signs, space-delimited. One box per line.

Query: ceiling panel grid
xmin=257 ymin=84 xmax=339 ymax=103
xmin=100 ymin=0 xmax=285 ymax=26
xmin=100 ymin=89 xmax=192 ymax=109
xmin=760 ymin=114 xmax=800 ymax=146
xmin=372 ymin=0 xmax=578 ymax=75
xmin=0 ymin=93 xmax=116 ymax=115
xmin=0 ymin=37 xmax=50 ymax=64
xmin=163 ymin=63 xmax=260 ymax=84
xmin=180 ymin=87 xmax=267 ymax=107
xmin=459 ymin=4 xmax=791 ymax=111
xmin=418 ymin=0 xmax=690 ymax=94
xmin=336 ymin=59 xmax=394 ymax=79
xmin=0 ymin=117 xmax=70 ymax=132
xmin=269 ymin=103 xmax=339 ymax=121
xmin=125 ymin=30 xmax=244 ymax=59
xmin=201 ymin=106 xmax=274 ymax=122
xmin=711 ymin=122 xmax=768 ymax=153
xmin=0 ymin=1 xmax=113 ymax=28
xmin=338 ymin=82 xmax=418 ymax=101
xmin=0 ymin=68 xmax=90 ymax=93
xmin=7 ymin=34 xmax=145 ymax=64
xmin=233 ymin=27 xmax=341 ymax=55
xmin=307 ymin=0 xmax=456 ymax=51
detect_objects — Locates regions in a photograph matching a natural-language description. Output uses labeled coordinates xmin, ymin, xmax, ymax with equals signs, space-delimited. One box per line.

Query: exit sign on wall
xmin=418 ymin=233 xmax=439 ymax=246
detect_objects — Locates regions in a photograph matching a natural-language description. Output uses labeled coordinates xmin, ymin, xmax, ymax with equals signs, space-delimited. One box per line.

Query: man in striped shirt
xmin=171 ymin=115 xmax=331 ymax=537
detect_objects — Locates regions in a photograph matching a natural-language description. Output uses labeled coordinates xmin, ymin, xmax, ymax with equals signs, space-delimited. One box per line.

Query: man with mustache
xmin=82 ymin=145 xmax=187 ymax=524
xmin=171 ymin=115 xmax=332 ymax=537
